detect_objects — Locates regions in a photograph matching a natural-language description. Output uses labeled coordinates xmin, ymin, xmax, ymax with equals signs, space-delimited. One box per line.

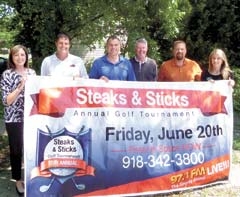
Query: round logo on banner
xmin=44 ymin=135 xmax=83 ymax=176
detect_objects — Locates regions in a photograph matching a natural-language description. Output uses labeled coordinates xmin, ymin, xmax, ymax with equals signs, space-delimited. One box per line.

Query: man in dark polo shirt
xmin=130 ymin=38 xmax=157 ymax=81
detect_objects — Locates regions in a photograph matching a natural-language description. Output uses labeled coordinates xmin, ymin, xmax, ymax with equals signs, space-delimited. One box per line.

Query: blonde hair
xmin=208 ymin=49 xmax=232 ymax=79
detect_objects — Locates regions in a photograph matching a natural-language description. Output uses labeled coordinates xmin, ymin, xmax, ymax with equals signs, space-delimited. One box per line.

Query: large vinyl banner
xmin=24 ymin=76 xmax=233 ymax=197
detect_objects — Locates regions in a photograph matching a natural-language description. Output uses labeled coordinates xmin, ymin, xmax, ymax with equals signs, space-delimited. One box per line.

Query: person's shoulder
xmin=93 ymin=55 xmax=106 ymax=63
xmin=147 ymin=57 xmax=157 ymax=64
xmin=129 ymin=57 xmax=138 ymax=65
xmin=161 ymin=58 xmax=173 ymax=66
xmin=185 ymin=58 xmax=200 ymax=65
xmin=27 ymin=68 xmax=36 ymax=75
xmin=119 ymin=55 xmax=128 ymax=61
xmin=2 ymin=69 xmax=11 ymax=75
xmin=120 ymin=56 xmax=132 ymax=66
xmin=119 ymin=56 xmax=131 ymax=64
xmin=1 ymin=69 xmax=15 ymax=79
xmin=42 ymin=54 xmax=55 ymax=62
xmin=200 ymin=68 xmax=210 ymax=81
xmin=91 ymin=55 xmax=106 ymax=68
xmin=68 ymin=53 xmax=83 ymax=61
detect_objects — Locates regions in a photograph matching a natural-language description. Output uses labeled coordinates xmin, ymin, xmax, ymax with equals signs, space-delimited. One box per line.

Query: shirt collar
xmin=134 ymin=56 xmax=148 ymax=64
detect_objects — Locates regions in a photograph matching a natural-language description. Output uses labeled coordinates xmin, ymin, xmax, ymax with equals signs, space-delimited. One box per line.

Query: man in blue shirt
xmin=89 ymin=35 xmax=136 ymax=81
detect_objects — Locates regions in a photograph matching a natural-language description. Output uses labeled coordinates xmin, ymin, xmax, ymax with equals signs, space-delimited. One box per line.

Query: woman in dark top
xmin=201 ymin=48 xmax=235 ymax=86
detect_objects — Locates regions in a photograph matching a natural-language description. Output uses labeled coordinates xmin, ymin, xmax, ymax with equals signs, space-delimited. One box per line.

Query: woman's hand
xmin=17 ymin=76 xmax=27 ymax=91
xmin=228 ymin=78 xmax=235 ymax=87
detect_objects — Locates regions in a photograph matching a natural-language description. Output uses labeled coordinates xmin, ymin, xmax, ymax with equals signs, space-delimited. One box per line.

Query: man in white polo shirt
xmin=41 ymin=32 xmax=88 ymax=78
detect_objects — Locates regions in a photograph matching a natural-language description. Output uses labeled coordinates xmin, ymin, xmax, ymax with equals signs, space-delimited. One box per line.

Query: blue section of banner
xmin=24 ymin=78 xmax=233 ymax=196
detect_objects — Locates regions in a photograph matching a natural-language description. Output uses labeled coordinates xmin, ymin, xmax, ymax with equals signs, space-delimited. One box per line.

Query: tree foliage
xmin=146 ymin=0 xmax=192 ymax=62
xmin=1 ymin=0 xmax=240 ymax=72
xmin=185 ymin=0 xmax=240 ymax=68
xmin=0 ymin=3 xmax=16 ymax=49
xmin=1 ymin=0 xmax=191 ymax=72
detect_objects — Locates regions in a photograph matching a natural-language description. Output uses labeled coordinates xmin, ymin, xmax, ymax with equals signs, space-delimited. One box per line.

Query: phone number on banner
xmin=122 ymin=152 xmax=204 ymax=168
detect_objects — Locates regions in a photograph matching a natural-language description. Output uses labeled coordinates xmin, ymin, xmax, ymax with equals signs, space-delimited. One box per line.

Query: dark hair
xmin=55 ymin=32 xmax=71 ymax=42
xmin=8 ymin=45 xmax=29 ymax=69
xmin=106 ymin=35 xmax=120 ymax=45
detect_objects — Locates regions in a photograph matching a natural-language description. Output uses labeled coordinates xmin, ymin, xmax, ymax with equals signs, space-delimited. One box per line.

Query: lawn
xmin=233 ymin=111 xmax=240 ymax=150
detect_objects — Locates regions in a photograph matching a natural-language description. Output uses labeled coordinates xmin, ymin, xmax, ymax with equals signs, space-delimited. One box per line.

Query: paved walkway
xmin=230 ymin=163 xmax=240 ymax=187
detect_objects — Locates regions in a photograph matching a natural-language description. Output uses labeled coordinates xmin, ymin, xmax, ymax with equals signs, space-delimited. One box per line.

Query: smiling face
xmin=106 ymin=37 xmax=121 ymax=58
xmin=210 ymin=53 xmax=223 ymax=71
xmin=208 ymin=49 xmax=227 ymax=72
xmin=55 ymin=36 xmax=70 ymax=57
xmin=173 ymin=42 xmax=187 ymax=61
xmin=12 ymin=48 xmax=27 ymax=68
xmin=135 ymin=41 xmax=148 ymax=61
xmin=8 ymin=45 xmax=29 ymax=69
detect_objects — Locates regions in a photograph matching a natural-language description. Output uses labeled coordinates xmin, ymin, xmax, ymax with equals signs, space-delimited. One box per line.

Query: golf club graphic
xmin=72 ymin=177 xmax=86 ymax=190
xmin=39 ymin=177 xmax=55 ymax=192
xmin=35 ymin=124 xmax=94 ymax=194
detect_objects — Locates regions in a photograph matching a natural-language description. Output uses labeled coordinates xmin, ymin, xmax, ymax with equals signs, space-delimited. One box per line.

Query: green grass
xmin=233 ymin=111 xmax=240 ymax=150
xmin=0 ymin=134 xmax=9 ymax=170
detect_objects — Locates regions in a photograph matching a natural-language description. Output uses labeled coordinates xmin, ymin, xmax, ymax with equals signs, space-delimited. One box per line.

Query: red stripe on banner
xmin=74 ymin=154 xmax=230 ymax=196
xmin=30 ymin=158 xmax=95 ymax=179
xmin=40 ymin=158 xmax=87 ymax=169
xmin=30 ymin=87 xmax=227 ymax=117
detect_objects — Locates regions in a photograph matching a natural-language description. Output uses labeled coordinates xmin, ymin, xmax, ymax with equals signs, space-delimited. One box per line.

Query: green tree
xmin=184 ymin=0 xmax=240 ymax=68
xmin=145 ymin=0 xmax=192 ymax=63
xmin=3 ymin=0 xmax=191 ymax=72
xmin=0 ymin=3 xmax=16 ymax=49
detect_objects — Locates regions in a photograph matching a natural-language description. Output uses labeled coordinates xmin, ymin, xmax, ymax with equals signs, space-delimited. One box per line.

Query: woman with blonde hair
xmin=201 ymin=48 xmax=235 ymax=86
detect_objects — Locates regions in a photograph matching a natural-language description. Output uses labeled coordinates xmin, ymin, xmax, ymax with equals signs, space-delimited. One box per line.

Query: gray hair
xmin=135 ymin=38 xmax=148 ymax=47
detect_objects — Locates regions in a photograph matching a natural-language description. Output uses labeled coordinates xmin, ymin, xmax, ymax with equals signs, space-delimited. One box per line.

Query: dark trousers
xmin=5 ymin=122 xmax=23 ymax=181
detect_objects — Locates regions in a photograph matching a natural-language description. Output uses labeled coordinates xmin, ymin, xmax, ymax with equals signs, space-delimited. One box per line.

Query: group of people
xmin=41 ymin=33 xmax=235 ymax=84
xmin=0 ymin=33 xmax=234 ymax=195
